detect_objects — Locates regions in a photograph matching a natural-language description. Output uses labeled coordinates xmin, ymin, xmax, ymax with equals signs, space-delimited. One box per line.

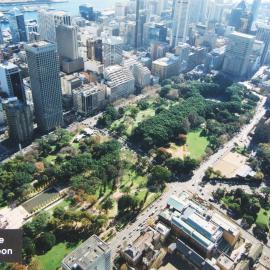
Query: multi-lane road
xmin=109 ymin=94 xmax=269 ymax=259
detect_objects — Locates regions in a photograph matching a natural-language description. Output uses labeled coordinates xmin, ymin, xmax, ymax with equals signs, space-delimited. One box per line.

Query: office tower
xmin=152 ymin=53 xmax=181 ymax=80
xmin=256 ymin=23 xmax=270 ymax=64
xmin=135 ymin=0 xmax=140 ymax=52
xmin=79 ymin=5 xmax=100 ymax=21
xmin=9 ymin=13 xmax=27 ymax=43
xmin=251 ymin=0 xmax=261 ymax=22
xmin=143 ymin=23 xmax=167 ymax=46
xmin=3 ymin=97 xmax=33 ymax=144
xmin=123 ymin=58 xmax=151 ymax=88
xmin=171 ymin=0 xmax=190 ymax=48
xmin=25 ymin=41 xmax=63 ymax=133
xmin=0 ymin=62 xmax=25 ymax=102
xmin=137 ymin=12 xmax=147 ymax=48
xmin=62 ymin=235 xmax=111 ymax=270
xmin=222 ymin=31 xmax=255 ymax=78
xmin=103 ymin=37 xmax=123 ymax=67
xmin=150 ymin=41 xmax=170 ymax=60
xmin=73 ymin=83 xmax=107 ymax=115
xmin=56 ymin=25 xmax=84 ymax=73
xmin=38 ymin=10 xmax=71 ymax=43
xmin=104 ymin=65 xmax=135 ymax=101
xmin=189 ymin=0 xmax=208 ymax=24
xmin=86 ymin=38 xmax=103 ymax=62
xmin=115 ymin=1 xmax=127 ymax=17
xmin=229 ymin=1 xmax=247 ymax=30
xmin=0 ymin=24 xmax=3 ymax=44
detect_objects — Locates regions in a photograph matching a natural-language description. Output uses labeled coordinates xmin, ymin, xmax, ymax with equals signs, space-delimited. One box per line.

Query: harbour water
xmin=0 ymin=0 xmax=117 ymax=28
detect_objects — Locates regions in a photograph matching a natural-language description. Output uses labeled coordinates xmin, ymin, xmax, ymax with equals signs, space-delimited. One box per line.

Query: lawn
xmin=256 ymin=208 xmax=270 ymax=228
xmin=47 ymin=198 xmax=72 ymax=214
xmin=35 ymin=242 xmax=78 ymax=270
xmin=186 ymin=130 xmax=209 ymax=160
xmin=111 ymin=107 xmax=155 ymax=136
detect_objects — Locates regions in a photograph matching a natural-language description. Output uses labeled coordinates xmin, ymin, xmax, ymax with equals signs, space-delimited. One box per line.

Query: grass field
xmin=36 ymin=242 xmax=78 ymax=270
xmin=256 ymin=208 xmax=270 ymax=228
xmin=111 ymin=107 xmax=155 ymax=136
xmin=186 ymin=130 xmax=209 ymax=160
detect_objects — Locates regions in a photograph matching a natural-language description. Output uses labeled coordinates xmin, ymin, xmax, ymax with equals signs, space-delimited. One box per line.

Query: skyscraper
xmin=86 ymin=38 xmax=103 ymax=62
xmin=0 ymin=24 xmax=3 ymax=44
xmin=0 ymin=62 xmax=25 ymax=102
xmin=256 ymin=23 xmax=270 ymax=64
xmin=251 ymin=0 xmax=261 ymax=22
xmin=25 ymin=41 xmax=63 ymax=133
xmin=171 ymin=0 xmax=190 ymax=48
xmin=2 ymin=97 xmax=33 ymax=144
xmin=103 ymin=37 xmax=123 ymax=67
xmin=38 ymin=10 xmax=71 ymax=43
xmin=56 ymin=25 xmax=84 ymax=73
xmin=189 ymin=0 xmax=208 ymax=24
xmin=222 ymin=31 xmax=255 ymax=78
xmin=79 ymin=5 xmax=100 ymax=21
xmin=9 ymin=13 xmax=27 ymax=43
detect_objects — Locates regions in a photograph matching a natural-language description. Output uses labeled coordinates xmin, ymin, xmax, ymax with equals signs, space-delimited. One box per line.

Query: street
xmin=109 ymin=94 xmax=270 ymax=259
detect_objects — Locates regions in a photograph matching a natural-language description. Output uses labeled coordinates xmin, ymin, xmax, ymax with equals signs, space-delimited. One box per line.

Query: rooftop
xmin=62 ymin=235 xmax=111 ymax=270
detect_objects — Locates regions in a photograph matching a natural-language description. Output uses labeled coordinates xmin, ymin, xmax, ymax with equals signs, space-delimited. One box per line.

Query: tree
xmin=253 ymin=225 xmax=268 ymax=243
xmin=35 ymin=232 xmax=56 ymax=254
xmin=22 ymin=237 xmax=36 ymax=260
xmin=23 ymin=212 xmax=50 ymax=238
xmin=101 ymin=198 xmax=114 ymax=212
xmin=148 ymin=165 xmax=171 ymax=189
xmin=118 ymin=195 xmax=138 ymax=213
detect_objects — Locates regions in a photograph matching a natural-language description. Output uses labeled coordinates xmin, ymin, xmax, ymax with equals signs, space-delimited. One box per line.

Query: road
xmin=109 ymin=94 xmax=269 ymax=259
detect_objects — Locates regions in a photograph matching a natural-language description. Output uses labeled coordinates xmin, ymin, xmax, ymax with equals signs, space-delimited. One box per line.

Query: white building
xmin=222 ymin=31 xmax=255 ymax=78
xmin=103 ymin=36 xmax=123 ymax=67
xmin=123 ymin=58 xmax=151 ymax=88
xmin=56 ymin=24 xmax=84 ymax=73
xmin=104 ymin=65 xmax=135 ymax=101
xmin=62 ymin=235 xmax=111 ymax=270
xmin=38 ymin=10 xmax=71 ymax=43
xmin=171 ymin=0 xmax=191 ymax=47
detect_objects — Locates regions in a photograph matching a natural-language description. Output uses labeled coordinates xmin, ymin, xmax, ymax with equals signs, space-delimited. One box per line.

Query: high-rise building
xmin=256 ymin=23 xmax=270 ymax=64
xmin=103 ymin=37 xmax=123 ymax=67
xmin=25 ymin=41 xmax=63 ymax=133
xmin=189 ymin=0 xmax=208 ymax=24
xmin=38 ymin=10 xmax=71 ymax=43
xmin=251 ymin=0 xmax=261 ymax=22
xmin=143 ymin=23 xmax=167 ymax=46
xmin=0 ymin=62 xmax=25 ymax=102
xmin=79 ymin=5 xmax=100 ymax=21
xmin=123 ymin=58 xmax=151 ymax=89
xmin=87 ymin=38 xmax=103 ymax=62
xmin=56 ymin=25 xmax=84 ymax=73
xmin=73 ymin=83 xmax=107 ymax=115
xmin=62 ymin=235 xmax=111 ymax=270
xmin=152 ymin=53 xmax=181 ymax=81
xmin=104 ymin=65 xmax=135 ymax=101
xmin=115 ymin=1 xmax=128 ymax=17
xmin=0 ymin=24 xmax=3 ymax=44
xmin=222 ymin=31 xmax=255 ymax=78
xmin=171 ymin=0 xmax=191 ymax=47
xmin=3 ymin=97 xmax=33 ymax=144
xmin=9 ymin=13 xmax=27 ymax=43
